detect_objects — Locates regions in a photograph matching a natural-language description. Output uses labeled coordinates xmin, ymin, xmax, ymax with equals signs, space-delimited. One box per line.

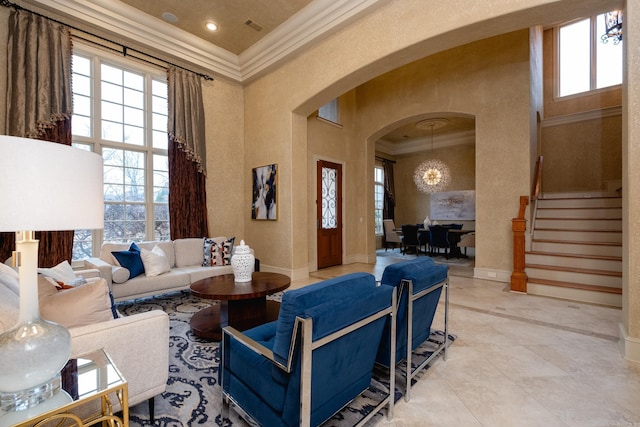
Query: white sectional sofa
xmin=0 ymin=266 xmax=169 ymax=415
xmin=85 ymin=237 xmax=244 ymax=302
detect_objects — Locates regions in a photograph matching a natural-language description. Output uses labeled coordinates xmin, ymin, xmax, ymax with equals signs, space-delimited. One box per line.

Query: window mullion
xmin=590 ymin=15 xmax=598 ymax=91
xmin=93 ymin=55 xmax=104 ymax=252
xmin=145 ymin=74 xmax=154 ymax=241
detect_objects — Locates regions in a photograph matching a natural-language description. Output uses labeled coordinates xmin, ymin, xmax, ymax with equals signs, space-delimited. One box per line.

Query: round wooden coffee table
xmin=189 ymin=272 xmax=290 ymax=341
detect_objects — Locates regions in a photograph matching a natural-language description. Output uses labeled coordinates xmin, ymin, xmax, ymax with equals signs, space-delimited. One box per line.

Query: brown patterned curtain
xmin=0 ymin=10 xmax=74 ymax=267
xmin=383 ymin=159 xmax=396 ymax=220
xmin=167 ymin=66 xmax=209 ymax=239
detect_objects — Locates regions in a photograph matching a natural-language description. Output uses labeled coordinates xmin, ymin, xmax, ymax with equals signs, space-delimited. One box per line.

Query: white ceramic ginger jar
xmin=231 ymin=240 xmax=254 ymax=283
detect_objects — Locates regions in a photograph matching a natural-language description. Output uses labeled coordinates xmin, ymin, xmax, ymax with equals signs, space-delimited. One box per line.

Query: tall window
xmin=71 ymin=45 xmax=169 ymax=261
xmin=374 ymin=165 xmax=385 ymax=235
xmin=558 ymin=12 xmax=623 ymax=97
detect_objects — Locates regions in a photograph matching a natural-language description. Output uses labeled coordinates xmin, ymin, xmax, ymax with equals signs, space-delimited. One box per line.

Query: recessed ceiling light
xmin=162 ymin=12 xmax=178 ymax=23
xmin=205 ymin=21 xmax=218 ymax=31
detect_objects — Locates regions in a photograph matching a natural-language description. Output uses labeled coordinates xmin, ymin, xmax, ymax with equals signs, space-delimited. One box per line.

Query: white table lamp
xmin=0 ymin=135 xmax=103 ymax=412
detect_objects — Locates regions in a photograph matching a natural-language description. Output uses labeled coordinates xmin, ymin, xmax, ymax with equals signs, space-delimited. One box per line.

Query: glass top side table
xmin=0 ymin=349 xmax=128 ymax=427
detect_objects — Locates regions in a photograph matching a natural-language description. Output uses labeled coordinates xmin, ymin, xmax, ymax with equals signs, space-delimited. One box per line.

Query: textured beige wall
xmin=201 ymin=78 xmax=246 ymax=238
xmin=542 ymin=115 xmax=622 ymax=192
xmin=242 ymin=0 xmax=617 ymax=276
xmin=622 ymin=0 xmax=640 ymax=358
xmin=394 ymin=144 xmax=476 ymax=228
xmin=356 ymin=30 xmax=531 ymax=272
xmin=540 ymin=25 xmax=622 ymax=195
xmin=306 ymin=90 xmax=363 ymax=270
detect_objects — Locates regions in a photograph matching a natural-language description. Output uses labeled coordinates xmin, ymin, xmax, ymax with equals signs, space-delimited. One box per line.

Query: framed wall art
xmin=430 ymin=190 xmax=476 ymax=220
xmin=252 ymin=163 xmax=277 ymax=220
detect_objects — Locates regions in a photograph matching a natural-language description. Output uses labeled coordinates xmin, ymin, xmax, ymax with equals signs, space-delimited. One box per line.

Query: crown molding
xmin=376 ymin=130 xmax=476 ymax=156
xmin=24 ymin=0 xmax=385 ymax=84
xmin=239 ymin=0 xmax=386 ymax=83
xmin=26 ymin=0 xmax=242 ymax=80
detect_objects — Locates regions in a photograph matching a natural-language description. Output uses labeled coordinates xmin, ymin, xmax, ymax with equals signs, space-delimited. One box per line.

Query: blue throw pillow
xmin=111 ymin=242 xmax=145 ymax=279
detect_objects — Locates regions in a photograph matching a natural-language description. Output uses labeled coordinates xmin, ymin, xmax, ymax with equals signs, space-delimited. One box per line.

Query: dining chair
xmin=428 ymin=225 xmax=450 ymax=258
xmin=383 ymin=219 xmax=403 ymax=252
xmin=458 ymin=232 xmax=475 ymax=256
xmin=401 ymin=224 xmax=420 ymax=255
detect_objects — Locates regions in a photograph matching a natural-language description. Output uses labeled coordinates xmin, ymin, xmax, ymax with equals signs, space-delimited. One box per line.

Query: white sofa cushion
xmin=100 ymin=242 xmax=131 ymax=265
xmin=111 ymin=269 xmax=191 ymax=300
xmin=174 ymin=238 xmax=206 ymax=267
xmin=180 ymin=265 xmax=234 ymax=283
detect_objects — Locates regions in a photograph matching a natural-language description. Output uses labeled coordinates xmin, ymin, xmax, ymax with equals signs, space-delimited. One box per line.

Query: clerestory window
xmin=557 ymin=12 xmax=623 ymax=98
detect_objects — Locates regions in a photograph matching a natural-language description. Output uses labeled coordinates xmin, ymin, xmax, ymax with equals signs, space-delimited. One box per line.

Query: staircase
xmin=525 ymin=193 xmax=622 ymax=307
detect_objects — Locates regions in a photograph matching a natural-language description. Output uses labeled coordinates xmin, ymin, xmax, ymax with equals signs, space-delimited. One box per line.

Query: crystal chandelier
xmin=602 ymin=10 xmax=623 ymax=45
xmin=413 ymin=119 xmax=450 ymax=193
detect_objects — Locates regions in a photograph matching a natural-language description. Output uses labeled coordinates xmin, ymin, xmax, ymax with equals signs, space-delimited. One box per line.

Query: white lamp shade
xmin=0 ymin=135 xmax=104 ymax=231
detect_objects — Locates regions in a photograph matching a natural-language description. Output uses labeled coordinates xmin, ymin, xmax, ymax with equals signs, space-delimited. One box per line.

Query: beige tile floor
xmin=296 ymin=256 xmax=640 ymax=427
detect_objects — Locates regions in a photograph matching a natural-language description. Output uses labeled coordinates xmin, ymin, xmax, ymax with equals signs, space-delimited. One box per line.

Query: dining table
xmin=417 ymin=226 xmax=475 ymax=258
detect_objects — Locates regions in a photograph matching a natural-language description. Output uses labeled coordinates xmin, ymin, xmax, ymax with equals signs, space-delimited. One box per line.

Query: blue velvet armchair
xmin=220 ymin=272 xmax=397 ymax=427
xmin=375 ymin=257 xmax=449 ymax=401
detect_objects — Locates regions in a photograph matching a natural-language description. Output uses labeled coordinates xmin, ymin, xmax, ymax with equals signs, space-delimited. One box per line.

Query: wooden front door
xmin=317 ymin=160 xmax=343 ymax=269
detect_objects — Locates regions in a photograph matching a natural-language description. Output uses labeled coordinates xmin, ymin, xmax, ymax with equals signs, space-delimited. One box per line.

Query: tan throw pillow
xmin=40 ymin=278 xmax=114 ymax=329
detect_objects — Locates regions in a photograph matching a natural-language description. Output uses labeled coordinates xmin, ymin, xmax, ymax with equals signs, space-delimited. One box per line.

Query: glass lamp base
xmin=0 ymin=385 xmax=72 ymax=426
xmin=0 ymin=375 xmax=61 ymax=412
xmin=0 ymin=318 xmax=71 ymax=412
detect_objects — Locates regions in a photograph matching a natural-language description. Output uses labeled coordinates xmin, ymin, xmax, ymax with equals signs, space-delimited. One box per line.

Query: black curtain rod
xmin=375 ymin=156 xmax=396 ymax=163
xmin=0 ymin=0 xmax=213 ymax=81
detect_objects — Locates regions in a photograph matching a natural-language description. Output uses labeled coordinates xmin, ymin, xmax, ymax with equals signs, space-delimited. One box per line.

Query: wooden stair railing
xmin=530 ymin=156 xmax=543 ymax=233
xmin=511 ymin=196 xmax=529 ymax=292
xmin=511 ymin=155 xmax=542 ymax=293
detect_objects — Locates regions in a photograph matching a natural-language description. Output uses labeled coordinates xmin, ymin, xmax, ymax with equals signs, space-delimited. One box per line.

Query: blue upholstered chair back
xmin=429 ymin=224 xmax=449 ymax=250
xmin=274 ymin=272 xmax=394 ymax=425
xmin=376 ymin=257 xmax=448 ymax=366
xmin=222 ymin=272 xmax=394 ymax=427
xmin=273 ymin=272 xmax=386 ymax=362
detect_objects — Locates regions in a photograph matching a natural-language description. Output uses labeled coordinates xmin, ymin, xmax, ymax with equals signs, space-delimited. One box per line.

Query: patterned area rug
xmin=376 ymin=249 xmax=474 ymax=268
xmin=117 ymin=291 xmax=454 ymax=427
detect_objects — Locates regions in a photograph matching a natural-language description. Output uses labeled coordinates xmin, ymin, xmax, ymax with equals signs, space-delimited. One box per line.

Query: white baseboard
xmin=261 ymin=264 xmax=309 ymax=281
xmin=344 ymin=254 xmax=372 ymax=264
xmin=618 ymin=323 xmax=640 ymax=363
xmin=473 ymin=267 xmax=511 ymax=283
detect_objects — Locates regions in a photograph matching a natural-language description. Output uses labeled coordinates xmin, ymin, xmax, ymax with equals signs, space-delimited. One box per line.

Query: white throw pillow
xmin=37 ymin=260 xmax=76 ymax=284
xmin=111 ymin=266 xmax=131 ymax=284
xmin=0 ymin=263 xmax=19 ymax=296
xmin=140 ymin=245 xmax=171 ymax=277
